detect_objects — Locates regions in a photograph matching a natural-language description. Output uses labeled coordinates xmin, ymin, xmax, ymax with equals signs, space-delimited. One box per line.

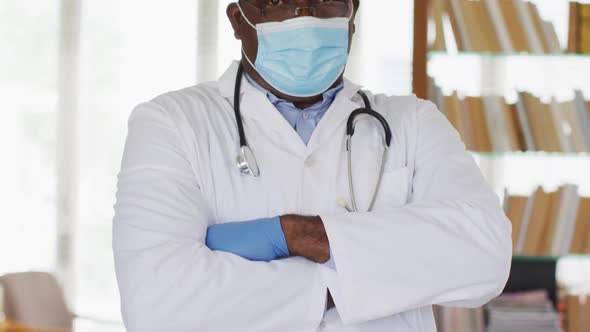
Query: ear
xmin=227 ymin=3 xmax=243 ymax=40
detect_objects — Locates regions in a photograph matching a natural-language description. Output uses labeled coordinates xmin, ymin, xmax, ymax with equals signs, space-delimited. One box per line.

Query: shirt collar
xmin=244 ymin=72 xmax=344 ymax=112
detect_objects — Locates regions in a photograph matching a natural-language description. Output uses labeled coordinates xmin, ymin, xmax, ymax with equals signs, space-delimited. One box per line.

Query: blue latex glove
xmin=205 ymin=216 xmax=290 ymax=262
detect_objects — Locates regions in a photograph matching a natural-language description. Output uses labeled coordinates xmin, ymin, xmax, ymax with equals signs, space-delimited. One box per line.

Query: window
xmin=1 ymin=0 xmax=415 ymax=324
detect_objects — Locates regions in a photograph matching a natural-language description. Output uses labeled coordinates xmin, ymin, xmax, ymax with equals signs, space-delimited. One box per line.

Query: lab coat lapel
xmin=218 ymin=61 xmax=308 ymax=157
xmin=240 ymin=91 xmax=308 ymax=157
xmin=305 ymin=79 xmax=363 ymax=156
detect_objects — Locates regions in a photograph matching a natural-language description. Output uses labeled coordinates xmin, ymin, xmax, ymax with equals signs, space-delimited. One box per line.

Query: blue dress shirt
xmin=245 ymin=74 xmax=344 ymax=145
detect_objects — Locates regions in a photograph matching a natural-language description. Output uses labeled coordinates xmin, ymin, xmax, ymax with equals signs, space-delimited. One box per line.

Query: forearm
xmin=280 ymin=214 xmax=330 ymax=264
xmin=206 ymin=214 xmax=334 ymax=310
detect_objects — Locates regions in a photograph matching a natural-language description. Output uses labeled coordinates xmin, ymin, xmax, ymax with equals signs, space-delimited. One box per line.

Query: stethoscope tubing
xmin=233 ymin=62 xmax=393 ymax=212
xmin=234 ymin=63 xmax=248 ymax=148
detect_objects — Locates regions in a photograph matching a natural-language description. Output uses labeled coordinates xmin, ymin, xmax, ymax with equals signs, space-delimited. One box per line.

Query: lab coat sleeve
xmin=113 ymin=102 xmax=327 ymax=332
xmin=319 ymin=99 xmax=512 ymax=325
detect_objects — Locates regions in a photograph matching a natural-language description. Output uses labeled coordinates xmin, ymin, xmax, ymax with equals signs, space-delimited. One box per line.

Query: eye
xmin=268 ymin=0 xmax=283 ymax=6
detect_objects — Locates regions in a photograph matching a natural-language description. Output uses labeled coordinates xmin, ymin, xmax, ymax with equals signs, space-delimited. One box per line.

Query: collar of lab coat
xmin=217 ymin=61 xmax=365 ymax=157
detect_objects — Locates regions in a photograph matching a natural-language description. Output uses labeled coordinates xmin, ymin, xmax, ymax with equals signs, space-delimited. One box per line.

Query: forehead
xmin=246 ymin=0 xmax=348 ymax=4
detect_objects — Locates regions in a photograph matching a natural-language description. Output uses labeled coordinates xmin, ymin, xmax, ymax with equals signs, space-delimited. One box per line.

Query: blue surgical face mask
xmin=237 ymin=3 xmax=352 ymax=98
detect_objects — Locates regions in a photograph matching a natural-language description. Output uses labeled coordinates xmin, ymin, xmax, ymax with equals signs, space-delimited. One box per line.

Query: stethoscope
xmin=233 ymin=63 xmax=393 ymax=212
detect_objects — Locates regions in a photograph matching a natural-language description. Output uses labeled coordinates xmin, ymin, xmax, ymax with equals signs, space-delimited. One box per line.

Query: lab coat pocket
xmin=374 ymin=166 xmax=410 ymax=209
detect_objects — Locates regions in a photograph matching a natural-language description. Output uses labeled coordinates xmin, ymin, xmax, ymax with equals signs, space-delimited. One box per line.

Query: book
xmin=459 ymin=0 xmax=487 ymax=52
xmin=580 ymin=197 xmax=590 ymax=254
xmin=562 ymin=100 xmax=585 ymax=152
xmin=521 ymin=92 xmax=560 ymax=152
xmin=465 ymin=96 xmax=492 ymax=152
xmin=522 ymin=187 xmax=550 ymax=255
xmin=497 ymin=0 xmax=530 ymax=53
xmin=514 ymin=0 xmax=543 ymax=53
xmin=541 ymin=101 xmax=561 ymax=152
xmin=569 ymin=2 xmax=580 ymax=53
xmin=504 ymin=103 xmax=525 ymax=151
xmin=488 ymin=290 xmax=561 ymax=332
xmin=430 ymin=78 xmax=445 ymax=113
xmin=460 ymin=96 xmax=476 ymax=150
xmin=550 ymin=99 xmax=575 ymax=153
xmin=505 ymin=195 xmax=529 ymax=252
xmin=568 ymin=2 xmax=590 ymax=54
xmin=482 ymin=95 xmax=512 ymax=152
xmin=434 ymin=306 xmax=485 ymax=332
xmin=515 ymin=188 xmax=536 ymax=254
xmin=526 ymin=2 xmax=550 ymax=54
xmin=521 ymin=92 xmax=544 ymax=150
xmin=541 ymin=20 xmax=562 ymax=54
xmin=563 ymin=100 xmax=589 ymax=153
xmin=477 ymin=0 xmax=502 ymax=53
xmin=516 ymin=92 xmax=536 ymax=151
xmin=566 ymin=295 xmax=590 ymax=332
xmin=574 ymin=90 xmax=590 ymax=150
xmin=570 ymin=197 xmax=590 ymax=254
xmin=507 ymin=187 xmax=590 ymax=256
xmin=550 ymin=185 xmax=580 ymax=255
xmin=431 ymin=0 xmax=447 ymax=51
xmin=538 ymin=189 xmax=561 ymax=256
xmin=432 ymin=0 xmax=561 ymax=54
xmin=444 ymin=92 xmax=467 ymax=143
xmin=429 ymin=84 xmax=590 ymax=153
xmin=485 ymin=0 xmax=514 ymax=53
xmin=447 ymin=0 xmax=470 ymax=52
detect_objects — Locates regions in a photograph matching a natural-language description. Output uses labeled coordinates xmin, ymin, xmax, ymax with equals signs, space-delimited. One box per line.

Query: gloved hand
xmin=205 ymin=216 xmax=290 ymax=262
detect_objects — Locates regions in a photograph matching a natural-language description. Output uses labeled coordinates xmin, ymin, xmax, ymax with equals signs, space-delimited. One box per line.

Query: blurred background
xmin=1 ymin=0 xmax=589 ymax=331
xmin=1 ymin=0 xmax=414 ymax=329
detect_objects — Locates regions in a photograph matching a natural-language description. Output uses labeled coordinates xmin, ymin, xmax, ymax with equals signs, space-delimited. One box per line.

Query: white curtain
xmin=0 ymin=0 xmax=415 ymax=322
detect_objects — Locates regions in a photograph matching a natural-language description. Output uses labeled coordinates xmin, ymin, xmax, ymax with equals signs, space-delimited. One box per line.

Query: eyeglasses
xmin=241 ymin=0 xmax=351 ymax=21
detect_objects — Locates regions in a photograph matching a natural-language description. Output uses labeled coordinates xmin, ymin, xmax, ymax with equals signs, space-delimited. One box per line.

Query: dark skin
xmin=227 ymin=0 xmax=360 ymax=109
xmin=227 ymin=0 xmax=361 ymax=310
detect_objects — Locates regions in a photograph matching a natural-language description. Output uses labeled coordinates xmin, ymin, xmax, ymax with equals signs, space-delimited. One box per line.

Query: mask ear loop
xmin=241 ymin=47 xmax=257 ymax=71
xmin=236 ymin=3 xmax=260 ymax=76
xmin=236 ymin=2 xmax=257 ymax=30
xmin=342 ymin=0 xmax=354 ymax=22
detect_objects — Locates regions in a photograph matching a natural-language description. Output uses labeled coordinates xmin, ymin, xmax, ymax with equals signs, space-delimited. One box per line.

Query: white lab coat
xmin=113 ymin=61 xmax=512 ymax=332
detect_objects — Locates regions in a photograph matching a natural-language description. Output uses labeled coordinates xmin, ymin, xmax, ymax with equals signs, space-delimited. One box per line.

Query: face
xmin=227 ymin=0 xmax=360 ymax=104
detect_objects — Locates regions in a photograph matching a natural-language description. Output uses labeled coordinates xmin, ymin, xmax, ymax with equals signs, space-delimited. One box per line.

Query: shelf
xmin=513 ymin=255 xmax=590 ymax=262
xmin=470 ymin=151 xmax=590 ymax=159
xmin=428 ymin=51 xmax=590 ymax=60
xmin=427 ymin=51 xmax=590 ymax=100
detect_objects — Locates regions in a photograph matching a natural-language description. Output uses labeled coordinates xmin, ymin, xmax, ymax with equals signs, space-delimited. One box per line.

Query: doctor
xmin=113 ymin=0 xmax=512 ymax=331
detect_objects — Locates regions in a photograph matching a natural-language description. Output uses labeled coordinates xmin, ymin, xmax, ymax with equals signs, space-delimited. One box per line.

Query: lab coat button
xmin=304 ymin=157 xmax=315 ymax=167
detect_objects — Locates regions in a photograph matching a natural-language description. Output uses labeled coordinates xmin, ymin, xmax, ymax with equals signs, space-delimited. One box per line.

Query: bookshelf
xmin=413 ymin=1 xmax=590 ymax=331
xmin=428 ymin=51 xmax=590 ymax=99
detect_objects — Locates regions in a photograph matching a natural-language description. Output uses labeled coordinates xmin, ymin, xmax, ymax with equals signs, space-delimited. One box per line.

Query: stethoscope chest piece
xmin=237 ymin=145 xmax=260 ymax=177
